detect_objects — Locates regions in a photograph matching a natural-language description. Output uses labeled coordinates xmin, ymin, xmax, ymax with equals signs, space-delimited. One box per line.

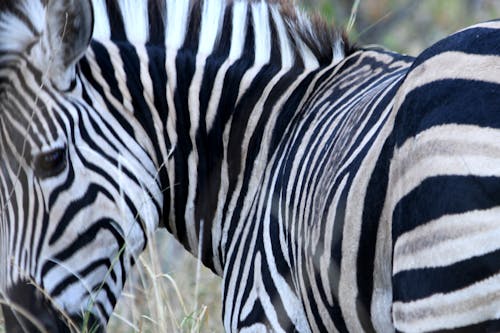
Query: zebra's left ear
xmin=44 ymin=0 xmax=93 ymax=89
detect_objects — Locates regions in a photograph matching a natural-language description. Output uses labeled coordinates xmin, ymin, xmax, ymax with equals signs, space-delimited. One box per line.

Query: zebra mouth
xmin=1 ymin=280 xmax=104 ymax=333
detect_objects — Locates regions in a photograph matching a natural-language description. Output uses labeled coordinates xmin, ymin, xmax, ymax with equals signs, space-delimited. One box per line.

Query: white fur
xmin=165 ymin=0 xmax=190 ymax=50
xmin=332 ymin=39 xmax=345 ymax=65
xmin=296 ymin=11 xmax=314 ymax=38
xmin=92 ymin=0 xmax=111 ymax=39
xmin=198 ymin=0 xmax=225 ymax=56
xmin=393 ymin=274 xmax=500 ymax=332
xmin=229 ymin=1 xmax=248 ymax=61
xmin=251 ymin=1 xmax=271 ymax=65
xmin=262 ymin=177 xmax=313 ymax=332
xmin=297 ymin=38 xmax=319 ymax=69
xmin=239 ymin=253 xmax=286 ymax=332
xmin=292 ymin=12 xmax=320 ymax=69
xmin=270 ymin=5 xmax=294 ymax=68
xmin=394 ymin=207 xmax=500 ymax=274
xmin=118 ymin=0 xmax=149 ymax=43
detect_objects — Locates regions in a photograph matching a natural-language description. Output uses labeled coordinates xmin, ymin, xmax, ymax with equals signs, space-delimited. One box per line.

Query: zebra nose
xmin=1 ymin=280 xmax=103 ymax=333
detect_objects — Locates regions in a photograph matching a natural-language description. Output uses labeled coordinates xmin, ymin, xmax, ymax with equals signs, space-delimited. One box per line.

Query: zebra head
xmin=0 ymin=0 xmax=163 ymax=331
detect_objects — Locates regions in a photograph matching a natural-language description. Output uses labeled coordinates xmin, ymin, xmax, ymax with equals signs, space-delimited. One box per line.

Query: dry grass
xmin=0 ymin=230 xmax=223 ymax=333
xmin=107 ymin=230 xmax=222 ymax=333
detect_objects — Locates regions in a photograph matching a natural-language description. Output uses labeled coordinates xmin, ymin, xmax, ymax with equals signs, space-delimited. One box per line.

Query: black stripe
xmin=50 ymin=258 xmax=114 ymax=298
xmin=172 ymin=45 xmax=196 ymax=250
xmin=105 ymin=0 xmax=127 ymax=41
xmin=411 ymin=25 xmax=500 ymax=68
xmin=145 ymin=45 xmax=172 ymax=229
xmin=42 ymin=219 xmax=125 ymax=279
xmin=147 ymin=0 xmax=165 ymax=45
xmin=79 ymin=53 xmax=135 ymax=137
xmin=90 ymin=280 xmax=117 ymax=312
xmin=89 ymin=42 xmax=124 ymax=104
xmin=393 ymin=176 xmax=500 ymax=238
xmin=393 ymin=247 xmax=500 ymax=302
xmin=394 ymin=80 xmax=500 ymax=147
xmin=48 ymin=184 xmax=114 ymax=244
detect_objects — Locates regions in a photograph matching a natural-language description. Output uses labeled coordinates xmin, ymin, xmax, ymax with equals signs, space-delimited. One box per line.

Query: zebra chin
xmin=1 ymin=280 xmax=104 ymax=333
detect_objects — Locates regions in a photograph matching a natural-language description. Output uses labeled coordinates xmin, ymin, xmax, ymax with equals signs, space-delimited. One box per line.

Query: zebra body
xmin=0 ymin=0 xmax=499 ymax=332
xmin=218 ymin=47 xmax=412 ymax=332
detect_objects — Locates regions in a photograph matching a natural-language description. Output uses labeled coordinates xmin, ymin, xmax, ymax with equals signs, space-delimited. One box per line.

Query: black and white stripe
xmin=0 ymin=0 xmax=499 ymax=332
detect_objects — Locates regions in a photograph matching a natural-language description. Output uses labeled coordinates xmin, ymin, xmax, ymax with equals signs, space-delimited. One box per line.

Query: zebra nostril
xmin=1 ymin=279 xmax=83 ymax=333
xmin=1 ymin=299 xmax=60 ymax=333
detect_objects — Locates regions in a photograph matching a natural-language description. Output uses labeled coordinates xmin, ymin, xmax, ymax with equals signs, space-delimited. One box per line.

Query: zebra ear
xmin=44 ymin=0 xmax=93 ymax=88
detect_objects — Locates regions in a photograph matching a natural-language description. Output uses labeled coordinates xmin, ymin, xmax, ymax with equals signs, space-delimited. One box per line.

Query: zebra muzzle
xmin=1 ymin=280 xmax=103 ymax=333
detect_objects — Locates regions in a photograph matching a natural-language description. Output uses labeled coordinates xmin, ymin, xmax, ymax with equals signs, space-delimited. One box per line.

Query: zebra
xmin=0 ymin=0 xmax=499 ymax=331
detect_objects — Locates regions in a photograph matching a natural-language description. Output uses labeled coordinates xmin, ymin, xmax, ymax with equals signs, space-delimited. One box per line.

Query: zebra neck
xmin=81 ymin=37 xmax=330 ymax=273
xmin=163 ymin=44 xmax=331 ymax=274
xmin=81 ymin=37 xmax=335 ymax=273
xmin=85 ymin=0 xmax=349 ymax=273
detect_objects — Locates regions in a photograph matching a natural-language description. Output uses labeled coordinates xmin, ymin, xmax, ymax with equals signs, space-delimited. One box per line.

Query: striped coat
xmin=0 ymin=0 xmax=499 ymax=331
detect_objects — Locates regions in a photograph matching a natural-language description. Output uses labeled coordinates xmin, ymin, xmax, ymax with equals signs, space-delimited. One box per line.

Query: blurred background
xmin=1 ymin=1 xmax=500 ymax=333
xmin=303 ymin=0 xmax=500 ymax=55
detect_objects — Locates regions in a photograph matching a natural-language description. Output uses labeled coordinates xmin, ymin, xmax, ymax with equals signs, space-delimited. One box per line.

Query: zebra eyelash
xmin=32 ymin=146 xmax=67 ymax=179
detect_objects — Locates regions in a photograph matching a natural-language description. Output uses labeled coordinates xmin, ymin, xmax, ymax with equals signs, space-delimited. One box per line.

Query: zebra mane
xmin=95 ymin=0 xmax=349 ymax=65
xmin=0 ymin=0 xmax=349 ymax=67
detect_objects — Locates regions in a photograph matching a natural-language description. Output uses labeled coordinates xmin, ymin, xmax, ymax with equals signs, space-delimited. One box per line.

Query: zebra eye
xmin=33 ymin=147 xmax=67 ymax=178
